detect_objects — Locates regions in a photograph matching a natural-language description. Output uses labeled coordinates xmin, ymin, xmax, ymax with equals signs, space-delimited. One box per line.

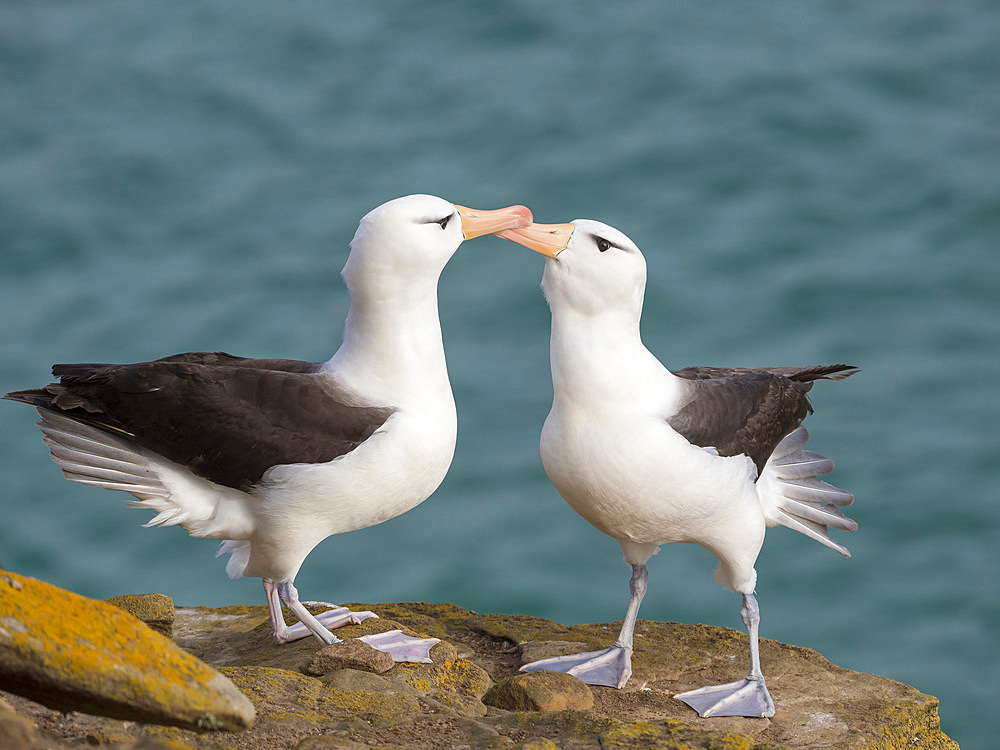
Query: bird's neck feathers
xmin=324 ymin=262 xmax=450 ymax=402
xmin=547 ymin=302 xmax=677 ymax=412
xmin=544 ymin=266 xmax=646 ymax=359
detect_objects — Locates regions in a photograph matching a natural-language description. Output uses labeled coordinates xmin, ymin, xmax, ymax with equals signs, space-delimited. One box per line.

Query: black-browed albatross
xmin=5 ymin=194 xmax=531 ymax=660
xmin=498 ymin=219 xmax=857 ymax=717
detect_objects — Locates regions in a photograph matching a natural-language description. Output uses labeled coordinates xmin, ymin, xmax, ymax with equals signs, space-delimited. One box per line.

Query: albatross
xmin=5 ymin=194 xmax=531 ymax=659
xmin=499 ymin=218 xmax=857 ymax=717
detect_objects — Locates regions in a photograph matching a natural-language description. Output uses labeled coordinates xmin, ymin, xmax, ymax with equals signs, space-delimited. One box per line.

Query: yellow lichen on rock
xmin=483 ymin=671 xmax=594 ymax=712
xmin=601 ymin=719 xmax=757 ymax=749
xmin=0 ymin=597 xmax=961 ymax=749
xmin=0 ymin=570 xmax=254 ymax=732
xmin=854 ymin=698 xmax=959 ymax=750
xmin=392 ymin=642 xmax=493 ymax=717
xmin=220 ymin=665 xmax=422 ymax=726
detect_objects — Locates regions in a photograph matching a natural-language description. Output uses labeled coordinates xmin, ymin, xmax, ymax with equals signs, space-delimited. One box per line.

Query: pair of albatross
xmin=5 ymin=194 xmax=856 ymax=718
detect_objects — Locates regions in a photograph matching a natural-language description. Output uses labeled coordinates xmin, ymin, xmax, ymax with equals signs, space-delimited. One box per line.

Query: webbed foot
xmin=675 ymin=676 xmax=775 ymax=718
xmin=521 ymin=645 xmax=632 ymax=688
xmin=358 ymin=629 xmax=440 ymax=663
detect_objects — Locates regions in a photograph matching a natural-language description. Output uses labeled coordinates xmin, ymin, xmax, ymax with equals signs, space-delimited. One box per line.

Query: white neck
xmin=548 ymin=305 xmax=679 ymax=413
xmin=323 ymin=275 xmax=451 ymax=404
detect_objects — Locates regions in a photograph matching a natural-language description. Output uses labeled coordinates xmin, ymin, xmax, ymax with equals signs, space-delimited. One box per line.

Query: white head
xmin=343 ymin=194 xmax=532 ymax=295
xmin=499 ymin=218 xmax=647 ymax=319
xmin=328 ymin=195 xmax=531 ymax=391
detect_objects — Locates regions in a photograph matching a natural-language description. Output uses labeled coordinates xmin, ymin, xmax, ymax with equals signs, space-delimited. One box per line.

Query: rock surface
xmin=306 ymin=640 xmax=395 ymax=676
xmin=0 ymin=571 xmax=255 ymax=733
xmin=483 ymin=671 xmax=594 ymax=712
xmin=106 ymin=593 xmax=176 ymax=638
xmin=0 ymin=696 xmax=36 ymax=750
xmin=0 ymin=590 xmax=957 ymax=750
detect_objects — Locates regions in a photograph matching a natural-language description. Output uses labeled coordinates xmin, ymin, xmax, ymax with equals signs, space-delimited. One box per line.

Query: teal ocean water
xmin=1 ymin=3 xmax=997 ymax=745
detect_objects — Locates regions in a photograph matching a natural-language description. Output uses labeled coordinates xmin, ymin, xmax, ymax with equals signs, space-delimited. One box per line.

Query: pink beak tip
xmin=512 ymin=205 xmax=533 ymax=227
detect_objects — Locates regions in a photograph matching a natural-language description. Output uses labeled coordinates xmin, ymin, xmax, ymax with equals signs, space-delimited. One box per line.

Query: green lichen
xmin=195 ymin=714 xmax=223 ymax=731
xmin=397 ymin=655 xmax=490 ymax=696
xmin=854 ymin=698 xmax=959 ymax=750
xmin=0 ymin=594 xmax=962 ymax=749
xmin=495 ymin=708 xmax=620 ymax=740
xmin=220 ymin=665 xmax=421 ymax=726
xmin=601 ymin=719 xmax=758 ymax=750
xmin=106 ymin=593 xmax=175 ymax=637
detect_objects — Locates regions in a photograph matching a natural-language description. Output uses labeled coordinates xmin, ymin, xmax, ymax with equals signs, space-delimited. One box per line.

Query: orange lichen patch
xmin=0 ymin=571 xmax=254 ymax=732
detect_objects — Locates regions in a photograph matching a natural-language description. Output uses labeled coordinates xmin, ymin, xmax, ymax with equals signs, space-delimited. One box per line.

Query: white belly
xmin=540 ymin=407 xmax=764 ymax=551
xmin=244 ymin=399 xmax=457 ymax=580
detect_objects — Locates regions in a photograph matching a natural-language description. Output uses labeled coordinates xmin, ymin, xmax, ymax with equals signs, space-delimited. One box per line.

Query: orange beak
xmin=454 ymin=204 xmax=533 ymax=240
xmin=496 ymin=222 xmax=575 ymax=258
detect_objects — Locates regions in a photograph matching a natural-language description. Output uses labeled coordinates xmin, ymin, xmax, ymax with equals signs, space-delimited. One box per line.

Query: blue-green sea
xmin=1 ymin=3 xmax=997 ymax=746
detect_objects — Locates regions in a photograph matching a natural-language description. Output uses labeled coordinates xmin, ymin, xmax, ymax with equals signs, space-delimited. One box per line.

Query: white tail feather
xmin=216 ymin=540 xmax=252 ymax=580
xmin=34 ymin=408 xmax=256 ymax=550
xmin=767 ymin=449 xmax=834 ymax=479
xmin=758 ymin=426 xmax=857 ymax=557
xmin=44 ymin=438 xmax=163 ymax=484
xmin=774 ymin=477 xmax=854 ymax=506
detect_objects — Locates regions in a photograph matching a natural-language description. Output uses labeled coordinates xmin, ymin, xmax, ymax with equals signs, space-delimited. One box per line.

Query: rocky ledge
xmin=1 ymin=573 xmax=956 ymax=750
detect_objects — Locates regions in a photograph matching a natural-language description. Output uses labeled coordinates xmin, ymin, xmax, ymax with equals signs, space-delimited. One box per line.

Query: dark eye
xmin=437 ymin=215 xmax=452 ymax=229
xmin=597 ymin=238 xmax=611 ymax=252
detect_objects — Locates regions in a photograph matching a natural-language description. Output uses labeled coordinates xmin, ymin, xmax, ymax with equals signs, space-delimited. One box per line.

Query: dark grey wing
xmin=150 ymin=351 xmax=323 ymax=373
xmin=667 ymin=371 xmax=814 ymax=475
xmin=673 ymin=364 xmax=857 ymax=383
xmin=5 ymin=355 xmax=394 ymax=492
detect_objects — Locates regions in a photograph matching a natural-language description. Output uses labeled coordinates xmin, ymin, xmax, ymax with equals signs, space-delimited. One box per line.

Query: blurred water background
xmin=1 ymin=2 xmax=997 ymax=746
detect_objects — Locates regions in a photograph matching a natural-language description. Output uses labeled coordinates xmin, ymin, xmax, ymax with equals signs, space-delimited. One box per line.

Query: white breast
xmin=541 ymin=405 xmax=763 ymax=550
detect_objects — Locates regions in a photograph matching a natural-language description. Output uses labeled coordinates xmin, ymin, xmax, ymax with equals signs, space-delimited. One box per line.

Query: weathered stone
xmin=105 ymin=593 xmax=175 ymax=638
xmin=515 ymin=739 xmax=558 ymax=750
xmin=1 ymin=596 xmax=958 ymax=749
xmin=391 ymin=640 xmax=493 ymax=717
xmin=0 ymin=571 xmax=254 ymax=732
xmin=493 ymin=708 xmax=620 ymax=747
xmin=483 ymin=671 xmax=594 ymax=712
xmin=139 ymin=726 xmax=204 ymax=749
xmin=600 ymin=719 xmax=758 ymax=749
xmin=322 ymin=668 xmax=393 ymax=692
xmin=85 ymin=727 xmax=136 ymax=746
xmin=295 ymin=735 xmax=372 ymax=749
xmin=322 ymin=668 xmax=423 ymax=707
xmin=519 ymin=640 xmax=590 ymax=665
xmin=0 ymin=697 xmax=36 ymax=750
xmin=305 ymin=639 xmax=394 ymax=676
xmin=221 ymin=664 xmax=422 ymax=726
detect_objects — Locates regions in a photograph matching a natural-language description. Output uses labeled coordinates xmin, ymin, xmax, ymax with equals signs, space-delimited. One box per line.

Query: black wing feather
xmin=5 ymin=353 xmax=395 ymax=492
xmin=668 ymin=365 xmax=857 ymax=474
